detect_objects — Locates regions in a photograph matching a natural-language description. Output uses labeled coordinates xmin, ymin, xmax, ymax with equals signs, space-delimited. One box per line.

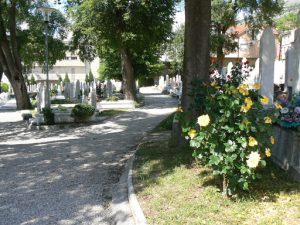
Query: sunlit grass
xmin=133 ymin=140 xmax=300 ymax=225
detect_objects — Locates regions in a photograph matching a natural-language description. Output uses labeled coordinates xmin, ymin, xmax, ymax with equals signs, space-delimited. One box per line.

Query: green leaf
xmin=260 ymin=160 xmax=266 ymax=167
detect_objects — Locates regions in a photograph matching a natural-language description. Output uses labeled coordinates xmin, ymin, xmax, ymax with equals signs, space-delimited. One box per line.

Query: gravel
xmin=0 ymin=92 xmax=177 ymax=225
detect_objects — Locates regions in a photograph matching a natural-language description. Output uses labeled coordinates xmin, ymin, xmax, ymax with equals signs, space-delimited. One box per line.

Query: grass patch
xmin=133 ymin=140 xmax=300 ymax=225
xmin=99 ymin=109 xmax=129 ymax=117
xmin=151 ymin=112 xmax=175 ymax=133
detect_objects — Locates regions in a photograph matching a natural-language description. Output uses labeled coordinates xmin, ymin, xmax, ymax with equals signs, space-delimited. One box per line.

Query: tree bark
xmin=120 ymin=48 xmax=137 ymax=101
xmin=182 ymin=0 xmax=211 ymax=118
xmin=0 ymin=63 xmax=3 ymax=93
xmin=0 ymin=3 xmax=31 ymax=109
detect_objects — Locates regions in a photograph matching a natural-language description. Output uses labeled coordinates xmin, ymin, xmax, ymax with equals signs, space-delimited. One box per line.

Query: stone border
xmin=127 ymin=146 xmax=147 ymax=225
xmin=111 ymin=143 xmax=147 ymax=225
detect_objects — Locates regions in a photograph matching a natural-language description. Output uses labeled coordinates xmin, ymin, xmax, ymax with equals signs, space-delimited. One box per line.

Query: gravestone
xmin=159 ymin=76 xmax=164 ymax=89
xmin=259 ymin=28 xmax=276 ymax=105
xmin=75 ymin=80 xmax=80 ymax=100
xmin=285 ymin=46 xmax=295 ymax=95
xmin=227 ymin=62 xmax=233 ymax=76
xmin=89 ymin=89 xmax=97 ymax=108
xmin=106 ymin=80 xmax=113 ymax=97
xmin=64 ymin=82 xmax=71 ymax=100
xmin=293 ymin=29 xmax=300 ymax=94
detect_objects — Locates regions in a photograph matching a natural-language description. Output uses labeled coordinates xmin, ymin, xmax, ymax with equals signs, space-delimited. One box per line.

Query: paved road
xmin=0 ymin=92 xmax=177 ymax=225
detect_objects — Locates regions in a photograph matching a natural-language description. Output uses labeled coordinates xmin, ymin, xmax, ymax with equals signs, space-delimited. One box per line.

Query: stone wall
xmin=272 ymin=126 xmax=300 ymax=181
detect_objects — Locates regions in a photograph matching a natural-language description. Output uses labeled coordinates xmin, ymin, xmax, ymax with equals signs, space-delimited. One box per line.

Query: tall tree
xmin=182 ymin=0 xmax=211 ymax=117
xmin=165 ymin=24 xmax=185 ymax=76
xmin=211 ymin=0 xmax=283 ymax=72
xmin=0 ymin=1 xmax=67 ymax=109
xmin=68 ymin=0 xmax=178 ymax=101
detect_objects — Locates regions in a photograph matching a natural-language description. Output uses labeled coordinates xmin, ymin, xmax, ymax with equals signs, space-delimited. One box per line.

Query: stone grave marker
xmin=259 ymin=28 xmax=276 ymax=105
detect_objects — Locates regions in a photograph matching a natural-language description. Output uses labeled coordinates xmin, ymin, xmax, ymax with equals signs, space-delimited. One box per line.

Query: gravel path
xmin=0 ymin=92 xmax=177 ymax=225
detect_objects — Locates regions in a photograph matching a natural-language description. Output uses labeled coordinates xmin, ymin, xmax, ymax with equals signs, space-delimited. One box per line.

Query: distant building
xmin=31 ymin=50 xmax=100 ymax=84
xmin=213 ymin=24 xmax=281 ymax=67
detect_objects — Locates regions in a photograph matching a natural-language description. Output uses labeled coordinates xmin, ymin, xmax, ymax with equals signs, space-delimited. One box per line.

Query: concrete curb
xmin=111 ymin=143 xmax=147 ymax=225
xmin=127 ymin=149 xmax=147 ymax=225
xmin=111 ymin=152 xmax=135 ymax=225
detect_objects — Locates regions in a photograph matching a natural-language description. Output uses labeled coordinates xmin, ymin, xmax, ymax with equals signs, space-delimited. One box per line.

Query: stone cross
xmin=259 ymin=28 xmax=276 ymax=105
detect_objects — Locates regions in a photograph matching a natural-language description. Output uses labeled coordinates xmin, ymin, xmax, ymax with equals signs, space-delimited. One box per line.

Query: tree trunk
xmin=120 ymin=48 xmax=137 ymax=101
xmin=9 ymin=75 xmax=31 ymax=110
xmin=0 ymin=3 xmax=31 ymax=109
xmin=0 ymin=64 xmax=3 ymax=93
xmin=222 ymin=174 xmax=229 ymax=198
xmin=217 ymin=51 xmax=225 ymax=75
xmin=182 ymin=0 xmax=211 ymax=118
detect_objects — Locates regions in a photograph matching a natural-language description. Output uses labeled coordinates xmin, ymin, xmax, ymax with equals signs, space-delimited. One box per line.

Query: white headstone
xmin=293 ymin=29 xmax=300 ymax=94
xmin=227 ymin=62 xmax=233 ymax=75
xmin=285 ymin=46 xmax=295 ymax=91
xmin=90 ymin=90 xmax=97 ymax=108
xmin=259 ymin=28 xmax=276 ymax=105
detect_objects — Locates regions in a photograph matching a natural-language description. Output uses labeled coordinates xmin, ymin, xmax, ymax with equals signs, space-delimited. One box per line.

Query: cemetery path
xmin=0 ymin=92 xmax=178 ymax=225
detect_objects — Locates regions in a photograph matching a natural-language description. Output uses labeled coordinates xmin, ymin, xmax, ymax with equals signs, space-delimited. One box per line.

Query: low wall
xmin=54 ymin=111 xmax=97 ymax=124
xmin=98 ymin=100 xmax=135 ymax=110
xmin=272 ymin=126 xmax=300 ymax=181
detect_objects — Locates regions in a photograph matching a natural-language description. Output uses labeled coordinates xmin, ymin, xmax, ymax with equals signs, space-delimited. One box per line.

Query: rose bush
xmin=178 ymin=64 xmax=278 ymax=196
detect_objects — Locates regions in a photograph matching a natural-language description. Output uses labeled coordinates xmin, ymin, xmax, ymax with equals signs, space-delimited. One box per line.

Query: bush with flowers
xmin=275 ymin=94 xmax=300 ymax=128
xmin=178 ymin=64 xmax=278 ymax=196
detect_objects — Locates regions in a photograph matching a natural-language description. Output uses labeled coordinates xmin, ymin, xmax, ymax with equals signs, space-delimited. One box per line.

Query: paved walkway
xmin=0 ymin=91 xmax=177 ymax=225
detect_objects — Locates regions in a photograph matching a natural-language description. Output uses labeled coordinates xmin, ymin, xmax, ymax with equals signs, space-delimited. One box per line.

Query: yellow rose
xmin=197 ymin=114 xmax=210 ymax=127
xmin=238 ymin=84 xmax=249 ymax=96
xmin=265 ymin=148 xmax=271 ymax=157
xmin=176 ymin=107 xmax=183 ymax=112
xmin=188 ymin=129 xmax=197 ymax=139
xmin=270 ymin=136 xmax=275 ymax=145
xmin=253 ymin=83 xmax=261 ymax=90
xmin=244 ymin=97 xmax=253 ymax=106
xmin=261 ymin=96 xmax=269 ymax=105
xmin=241 ymin=104 xmax=251 ymax=113
xmin=264 ymin=117 xmax=272 ymax=124
xmin=246 ymin=152 xmax=261 ymax=168
xmin=248 ymin=136 xmax=258 ymax=147
xmin=275 ymin=102 xmax=283 ymax=110
xmin=211 ymin=81 xmax=216 ymax=87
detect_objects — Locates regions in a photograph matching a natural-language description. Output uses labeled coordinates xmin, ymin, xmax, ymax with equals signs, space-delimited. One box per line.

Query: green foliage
xmin=51 ymin=99 xmax=76 ymax=104
xmin=275 ymin=12 xmax=300 ymax=34
xmin=106 ymin=96 xmax=119 ymax=101
xmin=58 ymin=75 xmax=63 ymax=84
xmin=71 ymin=104 xmax=95 ymax=120
xmin=0 ymin=83 xmax=9 ymax=93
xmin=179 ymin=65 xmax=279 ymax=195
xmin=29 ymin=75 xmax=36 ymax=85
xmin=68 ymin=0 xmax=178 ymax=80
xmin=1 ymin=1 xmax=69 ymax=73
xmin=165 ymin=24 xmax=184 ymax=75
xmin=42 ymin=108 xmax=55 ymax=125
xmin=152 ymin=112 xmax=176 ymax=132
xmin=88 ymin=71 xmax=94 ymax=83
xmin=63 ymin=73 xmax=70 ymax=85
xmin=210 ymin=0 xmax=283 ymax=69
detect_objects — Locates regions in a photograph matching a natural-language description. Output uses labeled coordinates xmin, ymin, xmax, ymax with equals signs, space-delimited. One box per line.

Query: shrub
xmin=179 ymin=64 xmax=279 ymax=196
xmin=106 ymin=96 xmax=119 ymax=101
xmin=71 ymin=104 xmax=95 ymax=121
xmin=42 ymin=108 xmax=55 ymax=125
xmin=1 ymin=82 xmax=9 ymax=93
